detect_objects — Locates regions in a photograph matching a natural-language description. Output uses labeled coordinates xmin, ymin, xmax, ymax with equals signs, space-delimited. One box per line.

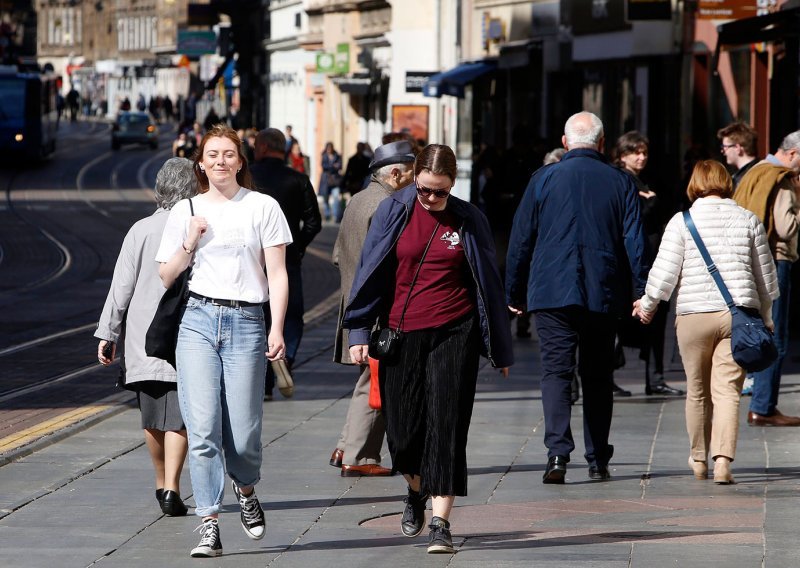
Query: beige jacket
xmin=332 ymin=176 xmax=395 ymax=364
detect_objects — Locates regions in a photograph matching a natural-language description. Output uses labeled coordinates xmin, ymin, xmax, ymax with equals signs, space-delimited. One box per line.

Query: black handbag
xmin=368 ymin=221 xmax=440 ymax=363
xmin=683 ymin=211 xmax=777 ymax=373
xmin=145 ymin=199 xmax=194 ymax=368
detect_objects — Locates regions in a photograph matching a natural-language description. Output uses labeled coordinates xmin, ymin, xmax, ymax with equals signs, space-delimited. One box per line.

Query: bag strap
xmin=189 ymin=197 xmax=194 ymax=216
xmin=396 ymin=221 xmax=441 ymax=332
xmin=682 ymin=210 xmax=735 ymax=309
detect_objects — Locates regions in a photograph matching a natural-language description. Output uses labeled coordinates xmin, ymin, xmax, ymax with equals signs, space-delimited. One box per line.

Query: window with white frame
xmin=44 ymin=7 xmax=81 ymax=47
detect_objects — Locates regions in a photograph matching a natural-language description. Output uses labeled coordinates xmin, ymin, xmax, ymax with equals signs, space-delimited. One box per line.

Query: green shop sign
xmin=316 ymin=43 xmax=350 ymax=74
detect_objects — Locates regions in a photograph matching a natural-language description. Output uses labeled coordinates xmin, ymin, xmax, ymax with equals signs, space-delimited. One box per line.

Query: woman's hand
xmin=632 ymin=299 xmax=655 ymax=325
xmin=349 ymin=345 xmax=369 ymax=365
xmin=97 ymin=340 xmax=115 ymax=366
xmin=185 ymin=216 xmax=208 ymax=251
xmin=266 ymin=331 xmax=286 ymax=361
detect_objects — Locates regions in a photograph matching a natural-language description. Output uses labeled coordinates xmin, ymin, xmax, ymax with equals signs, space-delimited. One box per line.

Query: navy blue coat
xmin=343 ymin=184 xmax=514 ymax=368
xmin=505 ymin=148 xmax=649 ymax=315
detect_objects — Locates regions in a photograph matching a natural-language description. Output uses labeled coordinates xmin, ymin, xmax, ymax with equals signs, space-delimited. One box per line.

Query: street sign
xmin=334 ymin=43 xmax=349 ymax=74
xmin=697 ymin=0 xmax=778 ymax=20
xmin=316 ymin=52 xmax=335 ymax=73
xmin=405 ymin=71 xmax=436 ymax=93
xmin=316 ymin=43 xmax=350 ymax=75
xmin=177 ymin=29 xmax=216 ymax=57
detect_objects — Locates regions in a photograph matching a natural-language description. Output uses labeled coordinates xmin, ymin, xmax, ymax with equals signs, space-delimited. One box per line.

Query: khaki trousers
xmin=336 ymin=364 xmax=386 ymax=465
xmin=676 ymin=311 xmax=745 ymax=462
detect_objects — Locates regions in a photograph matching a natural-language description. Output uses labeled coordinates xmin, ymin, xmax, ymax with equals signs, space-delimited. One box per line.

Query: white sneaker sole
xmin=427 ymin=544 xmax=454 ymax=554
xmin=190 ymin=546 xmax=222 ymax=558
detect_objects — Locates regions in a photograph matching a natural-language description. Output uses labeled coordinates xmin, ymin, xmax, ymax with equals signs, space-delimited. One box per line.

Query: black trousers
xmin=534 ymin=307 xmax=616 ymax=466
xmin=380 ymin=315 xmax=480 ymax=497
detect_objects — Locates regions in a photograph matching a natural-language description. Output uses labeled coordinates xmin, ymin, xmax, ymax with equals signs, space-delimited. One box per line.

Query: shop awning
xmin=713 ymin=7 xmax=800 ymax=72
xmin=423 ymin=61 xmax=497 ymax=98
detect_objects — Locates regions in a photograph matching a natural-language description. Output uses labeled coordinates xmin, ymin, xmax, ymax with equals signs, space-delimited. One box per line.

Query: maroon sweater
xmin=388 ymin=198 xmax=473 ymax=331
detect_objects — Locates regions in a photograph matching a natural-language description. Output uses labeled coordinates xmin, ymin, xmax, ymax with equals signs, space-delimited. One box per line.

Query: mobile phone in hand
xmin=102 ymin=342 xmax=113 ymax=358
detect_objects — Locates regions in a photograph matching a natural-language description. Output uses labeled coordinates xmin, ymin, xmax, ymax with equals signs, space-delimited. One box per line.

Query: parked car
xmin=112 ymin=111 xmax=158 ymax=150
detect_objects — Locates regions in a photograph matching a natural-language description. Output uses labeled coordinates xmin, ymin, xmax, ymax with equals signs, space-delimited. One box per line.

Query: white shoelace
xmin=194 ymin=519 xmax=218 ymax=547
xmin=239 ymin=493 xmax=263 ymax=525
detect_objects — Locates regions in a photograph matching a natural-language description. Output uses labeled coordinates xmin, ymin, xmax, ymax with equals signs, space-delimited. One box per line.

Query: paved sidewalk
xmin=1 ymin=311 xmax=800 ymax=567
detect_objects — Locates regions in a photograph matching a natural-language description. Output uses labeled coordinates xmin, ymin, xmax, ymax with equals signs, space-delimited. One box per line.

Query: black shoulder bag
xmin=368 ymin=222 xmax=440 ymax=363
xmin=145 ymin=199 xmax=194 ymax=368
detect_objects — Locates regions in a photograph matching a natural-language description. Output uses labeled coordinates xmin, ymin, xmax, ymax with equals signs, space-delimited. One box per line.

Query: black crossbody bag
xmin=368 ymin=222 xmax=440 ymax=363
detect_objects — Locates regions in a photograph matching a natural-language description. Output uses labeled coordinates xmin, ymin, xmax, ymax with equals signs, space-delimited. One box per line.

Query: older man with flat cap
xmin=329 ymin=140 xmax=416 ymax=476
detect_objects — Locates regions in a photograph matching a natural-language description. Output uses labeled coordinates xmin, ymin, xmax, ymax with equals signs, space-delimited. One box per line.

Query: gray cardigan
xmin=332 ymin=176 xmax=395 ymax=364
xmin=95 ymin=208 xmax=178 ymax=385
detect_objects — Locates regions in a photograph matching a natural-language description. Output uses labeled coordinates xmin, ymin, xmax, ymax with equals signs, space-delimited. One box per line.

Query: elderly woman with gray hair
xmin=95 ymin=157 xmax=198 ymax=516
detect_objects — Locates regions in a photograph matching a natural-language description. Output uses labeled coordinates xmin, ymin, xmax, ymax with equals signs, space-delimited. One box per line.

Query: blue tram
xmin=0 ymin=66 xmax=59 ymax=160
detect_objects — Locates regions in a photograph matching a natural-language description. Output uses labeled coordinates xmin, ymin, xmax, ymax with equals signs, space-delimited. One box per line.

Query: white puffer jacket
xmin=640 ymin=198 xmax=779 ymax=323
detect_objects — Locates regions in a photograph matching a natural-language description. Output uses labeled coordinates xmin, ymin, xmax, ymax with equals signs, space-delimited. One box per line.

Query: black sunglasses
xmin=416 ymin=184 xmax=451 ymax=199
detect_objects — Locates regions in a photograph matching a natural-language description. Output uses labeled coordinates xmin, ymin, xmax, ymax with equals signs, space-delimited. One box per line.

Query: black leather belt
xmin=189 ymin=292 xmax=261 ymax=308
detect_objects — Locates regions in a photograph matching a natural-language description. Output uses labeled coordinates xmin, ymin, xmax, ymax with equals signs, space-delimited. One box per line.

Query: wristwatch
xmin=182 ymin=242 xmax=195 ymax=254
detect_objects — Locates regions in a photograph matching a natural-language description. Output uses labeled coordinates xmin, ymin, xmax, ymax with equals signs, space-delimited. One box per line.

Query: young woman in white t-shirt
xmin=157 ymin=125 xmax=292 ymax=558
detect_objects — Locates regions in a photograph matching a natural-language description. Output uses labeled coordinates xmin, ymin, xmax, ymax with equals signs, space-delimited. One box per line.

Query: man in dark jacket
xmin=506 ymin=111 xmax=648 ymax=484
xmin=250 ymin=128 xmax=322 ymax=398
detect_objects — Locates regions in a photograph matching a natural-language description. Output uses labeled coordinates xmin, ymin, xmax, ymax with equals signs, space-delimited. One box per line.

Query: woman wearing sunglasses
xmin=343 ymin=144 xmax=513 ymax=554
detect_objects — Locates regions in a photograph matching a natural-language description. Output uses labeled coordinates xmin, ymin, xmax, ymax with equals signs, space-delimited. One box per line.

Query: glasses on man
xmin=720 ymin=143 xmax=737 ymax=151
xmin=416 ymin=184 xmax=451 ymax=199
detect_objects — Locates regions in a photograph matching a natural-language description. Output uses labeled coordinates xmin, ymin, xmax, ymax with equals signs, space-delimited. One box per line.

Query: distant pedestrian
xmin=319 ymin=142 xmax=343 ymax=222
xmin=341 ymin=142 xmax=371 ymax=196
xmin=284 ymin=125 xmax=298 ymax=158
xmin=156 ymin=125 xmax=292 ymax=558
xmin=344 ymin=144 xmax=512 ymax=554
xmin=612 ymin=131 xmax=684 ymax=398
xmin=718 ymin=121 xmax=759 ymax=189
xmin=635 ymin=160 xmax=778 ymax=484
xmin=95 ymin=158 xmax=197 ymax=518
xmin=136 ymin=93 xmax=146 ymax=112
xmin=203 ymin=108 xmax=222 ymax=132
xmin=250 ymin=128 xmax=322 ymax=399
xmin=66 ymin=88 xmax=79 ymax=122
xmin=287 ymin=140 xmax=309 ymax=174
xmin=506 ymin=111 xmax=649 ymax=484
xmin=329 ymin=141 xmax=417 ymax=478
xmin=735 ymin=130 xmax=800 ymax=427
xmin=163 ymin=95 xmax=174 ymax=121
xmin=120 ymin=96 xmax=131 ymax=112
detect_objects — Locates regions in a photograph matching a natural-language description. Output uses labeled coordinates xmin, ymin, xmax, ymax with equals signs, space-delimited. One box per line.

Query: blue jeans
xmin=750 ymin=260 xmax=792 ymax=416
xmin=265 ymin=262 xmax=304 ymax=391
xmin=176 ymin=297 xmax=266 ymax=517
xmin=321 ymin=186 xmax=343 ymax=222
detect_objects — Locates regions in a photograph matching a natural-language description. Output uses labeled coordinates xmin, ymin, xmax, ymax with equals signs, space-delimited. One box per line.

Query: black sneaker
xmin=400 ymin=486 xmax=429 ymax=537
xmin=190 ymin=518 xmax=222 ymax=558
xmin=427 ymin=516 xmax=454 ymax=554
xmin=231 ymin=481 xmax=266 ymax=540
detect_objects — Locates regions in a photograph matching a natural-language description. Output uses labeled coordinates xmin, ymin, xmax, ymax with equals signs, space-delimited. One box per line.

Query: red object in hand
xmin=368 ymin=357 xmax=381 ymax=410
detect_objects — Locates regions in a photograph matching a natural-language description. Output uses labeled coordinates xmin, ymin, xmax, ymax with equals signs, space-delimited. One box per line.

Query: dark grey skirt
xmin=135 ymin=381 xmax=185 ymax=431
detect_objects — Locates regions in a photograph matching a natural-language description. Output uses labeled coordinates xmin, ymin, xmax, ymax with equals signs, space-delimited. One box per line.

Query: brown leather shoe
xmin=341 ymin=464 xmax=393 ymax=477
xmin=747 ymin=409 xmax=800 ymax=427
xmin=329 ymin=448 xmax=343 ymax=468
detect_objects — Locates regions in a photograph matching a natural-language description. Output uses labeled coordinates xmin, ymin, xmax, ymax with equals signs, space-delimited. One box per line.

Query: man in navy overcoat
xmin=506 ymin=111 xmax=649 ymax=483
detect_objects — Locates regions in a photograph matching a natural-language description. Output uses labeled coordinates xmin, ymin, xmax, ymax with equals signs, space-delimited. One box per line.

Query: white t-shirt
xmin=156 ymin=188 xmax=293 ymax=303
